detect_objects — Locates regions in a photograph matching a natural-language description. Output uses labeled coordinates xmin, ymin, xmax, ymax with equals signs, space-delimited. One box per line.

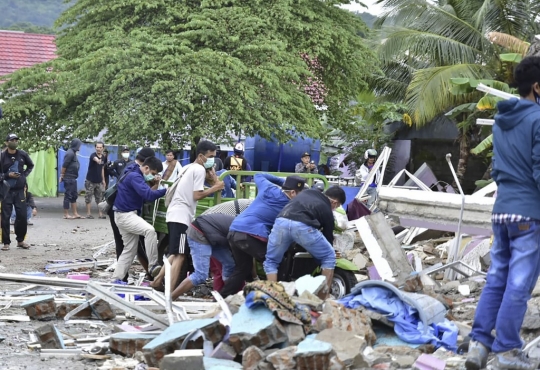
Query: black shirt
xmin=110 ymin=158 xmax=133 ymax=179
xmin=277 ymin=189 xmax=335 ymax=244
xmin=86 ymin=153 xmax=105 ymax=183
xmin=1 ymin=149 xmax=34 ymax=190
xmin=191 ymin=214 xmax=235 ymax=247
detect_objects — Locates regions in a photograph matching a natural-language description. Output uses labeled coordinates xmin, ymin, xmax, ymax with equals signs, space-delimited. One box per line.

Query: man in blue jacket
xmin=219 ymin=174 xmax=306 ymax=297
xmin=112 ymin=156 xmax=166 ymax=282
xmin=466 ymin=57 xmax=540 ymax=370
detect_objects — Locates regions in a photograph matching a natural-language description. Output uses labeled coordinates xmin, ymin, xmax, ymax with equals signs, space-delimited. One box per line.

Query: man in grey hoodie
xmin=60 ymin=138 xmax=83 ymax=219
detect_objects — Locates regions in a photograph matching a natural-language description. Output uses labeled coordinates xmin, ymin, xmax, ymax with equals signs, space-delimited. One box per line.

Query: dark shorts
xmin=168 ymin=222 xmax=189 ymax=255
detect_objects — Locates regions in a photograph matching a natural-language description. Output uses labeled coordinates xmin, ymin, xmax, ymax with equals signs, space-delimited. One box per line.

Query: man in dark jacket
xmin=264 ymin=186 xmax=345 ymax=299
xmin=109 ymin=146 xmax=133 ymax=179
xmin=1 ymin=133 xmax=34 ymax=251
xmin=60 ymin=138 xmax=83 ymax=219
xmin=112 ymin=156 xmax=166 ymax=281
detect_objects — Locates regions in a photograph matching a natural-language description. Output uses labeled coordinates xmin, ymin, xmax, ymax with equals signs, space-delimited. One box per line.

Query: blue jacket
xmin=492 ymin=98 xmax=540 ymax=219
xmin=114 ymin=166 xmax=166 ymax=213
xmin=229 ymin=173 xmax=288 ymax=239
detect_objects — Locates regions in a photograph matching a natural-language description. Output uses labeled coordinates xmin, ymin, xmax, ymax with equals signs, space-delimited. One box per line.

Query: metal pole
xmin=444 ymin=153 xmax=465 ymax=280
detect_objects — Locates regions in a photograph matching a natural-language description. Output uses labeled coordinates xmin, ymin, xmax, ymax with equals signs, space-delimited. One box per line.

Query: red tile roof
xmin=0 ymin=30 xmax=56 ymax=77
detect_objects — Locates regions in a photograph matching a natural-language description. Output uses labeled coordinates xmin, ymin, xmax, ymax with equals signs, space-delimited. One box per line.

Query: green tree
xmin=0 ymin=0 xmax=377 ymax=150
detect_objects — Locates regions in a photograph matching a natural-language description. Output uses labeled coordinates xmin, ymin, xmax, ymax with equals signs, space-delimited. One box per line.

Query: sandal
xmin=63 ymin=215 xmax=75 ymax=219
xmin=98 ymin=216 xmax=106 ymax=219
xmin=17 ymin=243 xmax=30 ymax=250
xmin=1 ymin=245 xmax=9 ymax=251
xmin=86 ymin=215 xmax=94 ymax=219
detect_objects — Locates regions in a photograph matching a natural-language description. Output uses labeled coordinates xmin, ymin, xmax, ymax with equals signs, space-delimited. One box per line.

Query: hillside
xmin=1 ymin=0 xmax=68 ymax=30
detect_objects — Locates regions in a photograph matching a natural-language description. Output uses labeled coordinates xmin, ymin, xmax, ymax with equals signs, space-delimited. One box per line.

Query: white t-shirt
xmin=166 ymin=164 xmax=206 ymax=225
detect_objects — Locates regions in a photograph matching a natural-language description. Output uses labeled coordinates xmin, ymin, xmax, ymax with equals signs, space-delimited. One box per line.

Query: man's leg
xmin=26 ymin=206 xmax=32 ymax=224
xmin=108 ymin=206 xmax=124 ymax=260
xmin=84 ymin=180 xmax=93 ymax=217
xmin=112 ymin=212 xmax=143 ymax=281
xmin=264 ymin=218 xmax=293 ymax=282
xmin=10 ymin=208 xmax=15 ymax=224
xmin=151 ymin=222 xmax=187 ymax=291
xmin=13 ymin=189 xmax=28 ymax=245
xmin=210 ymin=257 xmax=225 ymax=291
xmin=1 ymin=192 xmax=14 ymax=248
xmin=65 ymin=179 xmax=81 ymax=218
xmin=219 ymin=232 xmax=256 ymax=298
xmin=95 ymin=183 xmax=104 ymax=218
xmin=211 ymin=245 xmax=236 ymax=282
xmin=171 ymin=237 xmax=212 ymax=300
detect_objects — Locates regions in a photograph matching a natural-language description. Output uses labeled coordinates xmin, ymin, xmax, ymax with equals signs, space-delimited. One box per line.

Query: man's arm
xmin=132 ymin=174 xmax=167 ymax=201
xmin=194 ymin=169 xmax=224 ymax=200
xmin=60 ymin=150 xmax=74 ymax=180
xmin=295 ymin=163 xmax=306 ymax=173
xmin=22 ymin=152 xmax=34 ymax=178
xmin=27 ymin=192 xmax=36 ymax=209
xmin=254 ymin=173 xmax=285 ymax=193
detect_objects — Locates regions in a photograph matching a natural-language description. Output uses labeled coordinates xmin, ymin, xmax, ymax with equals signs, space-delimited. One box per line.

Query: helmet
xmin=312 ymin=182 xmax=325 ymax=192
xmin=234 ymin=143 xmax=244 ymax=155
xmin=364 ymin=149 xmax=378 ymax=160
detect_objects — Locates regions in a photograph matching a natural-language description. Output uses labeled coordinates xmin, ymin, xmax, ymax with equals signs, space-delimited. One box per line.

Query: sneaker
xmin=149 ymin=264 xmax=162 ymax=278
xmin=465 ymin=340 xmax=489 ymax=370
xmin=493 ymin=348 xmax=538 ymax=370
xmin=27 ymin=221 xmax=33 ymax=225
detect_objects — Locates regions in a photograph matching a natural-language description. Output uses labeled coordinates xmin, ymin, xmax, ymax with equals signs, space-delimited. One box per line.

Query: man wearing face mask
xmin=111 ymin=156 xmax=166 ymax=281
xmin=1 ymin=134 xmax=34 ymax=251
xmin=151 ymin=140 xmax=225 ymax=292
xmin=110 ymin=146 xmax=133 ymax=180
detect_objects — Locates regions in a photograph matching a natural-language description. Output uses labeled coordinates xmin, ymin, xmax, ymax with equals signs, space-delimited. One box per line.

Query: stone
xmin=225 ymin=292 xmax=246 ymax=315
xmin=56 ymin=301 xmax=93 ymax=319
xmin=329 ymin=355 xmax=346 ymax=370
xmin=412 ymin=353 xmax=446 ymax=370
xmin=295 ymin=338 xmax=335 ymax=370
xmin=315 ymin=328 xmax=367 ymax=366
xmin=242 ymin=345 xmax=265 ymax=370
xmin=523 ymin=298 xmax=540 ymax=330
xmin=314 ymin=300 xmax=376 ymax=345
xmin=91 ymin=299 xmax=116 ymax=320
xmin=211 ymin=342 xmax=236 ymax=361
xmin=296 ymin=291 xmax=324 ymax=311
xmin=159 ymin=350 xmax=203 ymax=370
xmin=440 ymin=280 xmax=460 ymax=293
xmin=283 ymin=323 xmax=305 ymax=346
xmin=296 ymin=275 xmax=327 ymax=296
xmin=35 ymin=323 xmax=65 ymax=350
xmin=256 ymin=363 xmax=276 ymax=370
xmin=353 ymin=253 xmax=368 ymax=269
xmin=21 ymin=295 xmax=57 ymax=321
xmin=203 ymin=357 xmax=243 ymax=369
xmin=394 ymin=355 xmax=416 ymax=368
xmin=143 ymin=318 xmax=226 ymax=367
xmin=228 ymin=305 xmax=287 ymax=354
xmin=266 ymin=346 xmax=297 ymax=370
xmin=110 ymin=332 xmax=159 ymax=357
xmin=373 ymin=345 xmax=422 ymax=359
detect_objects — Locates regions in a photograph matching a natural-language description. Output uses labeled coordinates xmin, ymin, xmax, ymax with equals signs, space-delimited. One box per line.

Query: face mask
xmin=7 ymin=142 xmax=17 ymax=150
xmin=144 ymin=173 xmax=155 ymax=181
xmin=122 ymin=153 xmax=129 ymax=159
xmin=204 ymin=157 xmax=215 ymax=169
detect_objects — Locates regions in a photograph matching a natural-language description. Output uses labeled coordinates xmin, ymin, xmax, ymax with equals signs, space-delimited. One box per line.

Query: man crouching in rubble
xmin=466 ymin=57 xmax=540 ymax=370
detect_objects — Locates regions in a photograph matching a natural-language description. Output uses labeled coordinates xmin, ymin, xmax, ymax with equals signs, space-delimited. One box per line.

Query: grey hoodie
xmin=62 ymin=138 xmax=82 ymax=180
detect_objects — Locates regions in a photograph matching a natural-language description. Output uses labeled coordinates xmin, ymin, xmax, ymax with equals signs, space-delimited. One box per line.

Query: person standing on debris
xmin=85 ymin=142 xmax=106 ymax=219
xmin=112 ymin=156 xmax=166 ymax=282
xmin=295 ymin=152 xmax=318 ymax=174
xmin=1 ymin=133 xmax=34 ymax=251
xmin=264 ymin=186 xmax=345 ymax=299
xmin=466 ymin=56 xmax=540 ymax=370
xmin=219 ymin=174 xmax=306 ymax=298
xmin=150 ymin=140 xmax=224 ymax=292
xmin=109 ymin=146 xmax=133 ymax=180
xmin=60 ymin=138 xmax=84 ymax=219
xmin=161 ymin=150 xmax=182 ymax=183
xmin=355 ymin=149 xmax=380 ymax=208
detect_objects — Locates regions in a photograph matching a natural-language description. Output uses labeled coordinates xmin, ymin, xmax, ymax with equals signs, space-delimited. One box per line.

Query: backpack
xmin=104 ymin=167 xmax=136 ymax=205
xmin=164 ymin=165 xmax=192 ymax=207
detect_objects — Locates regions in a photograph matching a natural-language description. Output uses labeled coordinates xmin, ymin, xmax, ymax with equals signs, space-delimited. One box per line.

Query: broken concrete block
xmin=224 ymin=292 xmax=245 ymax=315
xmin=294 ymin=338 xmax=335 ymax=370
xmin=110 ymin=332 xmax=159 ymax=357
xmin=91 ymin=299 xmax=116 ymax=320
xmin=353 ymin=253 xmax=368 ymax=269
xmin=242 ymin=345 xmax=265 ymax=370
xmin=21 ymin=295 xmax=57 ymax=321
xmin=159 ymin=349 xmax=203 ymax=370
xmin=329 ymin=355 xmax=346 ymax=370
xmin=314 ymin=300 xmax=376 ymax=345
xmin=296 ymin=275 xmax=327 ymax=296
xmin=458 ymin=285 xmax=470 ymax=296
xmin=203 ymin=357 xmax=243 ymax=369
xmin=143 ymin=318 xmax=226 ymax=367
xmin=315 ymin=328 xmax=367 ymax=366
xmin=228 ymin=305 xmax=287 ymax=354
xmin=211 ymin=342 xmax=236 ymax=361
xmin=395 ymin=355 xmax=416 ymax=369
xmin=267 ymin=346 xmax=297 ymax=370
xmin=56 ymin=301 xmax=93 ymax=319
xmin=413 ymin=353 xmax=446 ymax=370
xmin=283 ymin=323 xmax=305 ymax=346
xmin=35 ymin=323 xmax=65 ymax=349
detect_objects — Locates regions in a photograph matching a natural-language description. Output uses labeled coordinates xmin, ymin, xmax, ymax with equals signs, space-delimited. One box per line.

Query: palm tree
xmin=372 ymin=0 xmax=538 ymax=185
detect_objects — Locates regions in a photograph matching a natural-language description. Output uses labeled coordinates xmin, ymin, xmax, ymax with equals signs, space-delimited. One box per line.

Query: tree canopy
xmin=0 ymin=0 xmax=376 ymax=149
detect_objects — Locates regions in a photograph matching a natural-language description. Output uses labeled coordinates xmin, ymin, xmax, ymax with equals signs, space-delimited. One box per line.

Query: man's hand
xmin=154 ymin=174 xmax=162 ymax=182
xmin=213 ymin=180 xmax=225 ymax=191
xmin=59 ymin=176 xmax=64 ymax=183
xmin=9 ymin=172 xmax=20 ymax=179
xmin=94 ymin=156 xmax=102 ymax=164
xmin=102 ymin=181 xmax=106 ymax=189
xmin=32 ymin=208 xmax=37 ymax=217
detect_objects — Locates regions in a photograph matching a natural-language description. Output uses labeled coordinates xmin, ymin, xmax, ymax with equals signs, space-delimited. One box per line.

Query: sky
xmin=340 ymin=0 xmax=384 ymax=15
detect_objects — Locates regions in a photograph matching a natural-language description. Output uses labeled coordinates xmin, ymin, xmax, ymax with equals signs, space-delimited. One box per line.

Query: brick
xmin=35 ymin=323 xmax=65 ymax=349
xmin=203 ymin=357 xmax=243 ymax=369
xmin=315 ymin=328 xmax=366 ymax=366
xmin=143 ymin=318 xmax=226 ymax=367
xmin=21 ymin=295 xmax=57 ymax=321
xmin=56 ymin=301 xmax=93 ymax=319
xmin=90 ymin=299 xmax=116 ymax=320
xmin=242 ymin=345 xmax=265 ymax=370
xmin=110 ymin=332 xmax=159 ymax=357
xmin=283 ymin=323 xmax=305 ymax=346
xmin=228 ymin=305 xmax=287 ymax=354
xmin=159 ymin=349 xmax=203 ymax=370
xmin=266 ymin=346 xmax=297 ymax=370
xmin=314 ymin=301 xmax=376 ymax=345
xmin=294 ymin=338 xmax=334 ymax=370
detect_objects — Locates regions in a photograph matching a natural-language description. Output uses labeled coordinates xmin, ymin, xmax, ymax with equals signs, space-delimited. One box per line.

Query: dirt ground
xmin=0 ymin=196 xmax=118 ymax=370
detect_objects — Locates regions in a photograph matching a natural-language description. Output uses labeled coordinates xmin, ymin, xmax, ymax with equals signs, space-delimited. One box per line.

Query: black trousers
xmin=2 ymin=188 xmax=27 ymax=245
xmin=219 ymin=231 xmax=267 ymax=298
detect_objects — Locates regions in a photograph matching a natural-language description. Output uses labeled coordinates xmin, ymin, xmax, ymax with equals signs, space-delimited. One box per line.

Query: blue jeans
xmin=471 ymin=221 xmax=540 ymax=353
xmin=11 ymin=206 xmax=32 ymax=223
xmin=264 ymin=218 xmax=336 ymax=275
xmin=187 ymin=237 xmax=236 ymax=286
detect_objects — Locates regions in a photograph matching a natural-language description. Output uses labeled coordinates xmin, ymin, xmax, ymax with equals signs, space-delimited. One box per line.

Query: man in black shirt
xmin=263 ymin=186 xmax=346 ymax=298
xmin=60 ymin=138 xmax=83 ymax=219
xmin=109 ymin=146 xmax=133 ymax=180
xmin=85 ymin=141 xmax=106 ymax=219
xmin=1 ymin=133 xmax=35 ymax=251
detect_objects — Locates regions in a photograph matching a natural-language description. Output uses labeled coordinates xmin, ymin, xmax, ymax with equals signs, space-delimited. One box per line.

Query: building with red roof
xmin=0 ymin=30 xmax=56 ymax=77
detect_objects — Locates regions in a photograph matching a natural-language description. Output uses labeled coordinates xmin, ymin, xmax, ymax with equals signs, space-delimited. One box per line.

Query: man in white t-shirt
xmin=151 ymin=140 xmax=224 ymax=292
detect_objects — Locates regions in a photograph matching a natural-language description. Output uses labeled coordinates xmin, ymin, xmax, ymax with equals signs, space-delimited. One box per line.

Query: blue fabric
xmin=339 ymin=287 xmax=458 ymax=351
xmin=229 ymin=173 xmax=287 ymax=238
xmin=187 ymin=237 xmax=235 ymax=286
xmin=492 ymin=98 xmax=540 ymax=220
xmin=215 ymin=169 xmax=236 ymax=198
xmin=113 ymin=166 xmax=166 ymax=213
xmin=471 ymin=221 xmax=540 ymax=352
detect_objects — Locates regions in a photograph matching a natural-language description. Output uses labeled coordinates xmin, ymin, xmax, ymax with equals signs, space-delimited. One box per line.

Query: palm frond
xmin=488 ymin=32 xmax=529 ymax=54
xmin=370 ymin=60 xmax=415 ymax=101
xmin=471 ymin=133 xmax=493 ymax=155
xmin=475 ymin=0 xmax=531 ymax=39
